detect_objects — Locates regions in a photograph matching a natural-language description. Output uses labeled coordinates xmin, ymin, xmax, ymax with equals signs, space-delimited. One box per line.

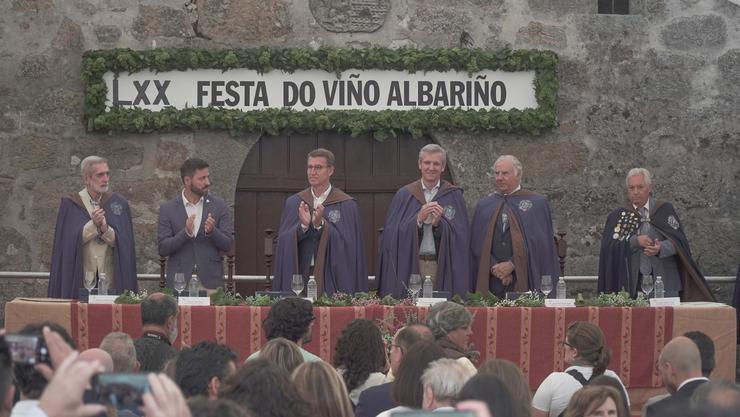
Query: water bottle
xmin=189 ymin=267 xmax=200 ymax=297
xmin=306 ymin=276 xmax=317 ymax=301
xmin=98 ymin=272 xmax=108 ymax=296
xmin=556 ymin=277 xmax=567 ymax=299
xmin=654 ymin=275 xmax=665 ymax=298
xmin=423 ymin=276 xmax=433 ymax=298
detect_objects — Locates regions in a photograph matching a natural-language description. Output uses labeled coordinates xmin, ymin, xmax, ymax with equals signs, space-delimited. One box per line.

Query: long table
xmin=4 ymin=298 xmax=735 ymax=395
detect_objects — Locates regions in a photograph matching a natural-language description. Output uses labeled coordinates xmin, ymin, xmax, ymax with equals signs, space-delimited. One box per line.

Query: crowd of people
xmin=2 ymin=294 xmax=739 ymax=417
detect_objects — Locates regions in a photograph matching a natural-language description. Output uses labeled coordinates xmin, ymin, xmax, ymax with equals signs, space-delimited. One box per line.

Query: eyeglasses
xmin=563 ymin=341 xmax=574 ymax=348
xmin=307 ymin=165 xmax=326 ymax=172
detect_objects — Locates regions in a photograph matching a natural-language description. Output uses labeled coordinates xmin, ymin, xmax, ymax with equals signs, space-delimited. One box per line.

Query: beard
xmin=189 ymin=184 xmax=208 ymax=197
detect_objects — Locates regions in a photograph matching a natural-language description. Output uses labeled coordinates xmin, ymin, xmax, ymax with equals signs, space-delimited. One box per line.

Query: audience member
xmin=426 ymin=301 xmax=479 ymax=373
xmin=292 ymin=361 xmax=354 ymax=417
xmin=564 ymin=385 xmax=627 ymax=417
xmin=219 ymin=358 xmax=310 ymax=417
xmin=175 ymin=341 xmax=237 ymax=399
xmin=187 ymin=397 xmax=253 ymax=417
xmin=377 ymin=340 xmax=446 ymax=417
xmin=136 ymin=293 xmax=178 ymax=372
xmin=683 ymin=330 xmax=715 ymax=377
xmin=11 ymin=323 xmax=75 ymax=417
xmin=533 ymin=321 xmax=626 ymax=417
xmin=247 ymin=298 xmax=319 ymax=361
xmin=354 ymin=324 xmax=434 ymax=417
xmin=589 ymin=375 xmax=630 ymax=416
xmin=162 ymin=353 xmax=178 ymax=379
xmin=456 ymin=400 xmax=495 ymax=417
xmin=456 ymin=373 xmax=516 ymax=417
xmin=421 ymin=358 xmax=475 ymax=411
xmin=0 ymin=337 xmax=14 ymax=417
xmin=479 ymin=358 xmax=531 ymax=417
xmin=690 ymin=380 xmax=740 ymax=417
xmin=77 ymin=348 xmax=114 ymax=372
xmin=259 ymin=337 xmax=304 ymax=374
xmin=333 ymin=319 xmax=387 ymax=405
xmin=100 ymin=332 xmax=139 ymax=372
xmin=646 ymin=336 xmax=707 ymax=417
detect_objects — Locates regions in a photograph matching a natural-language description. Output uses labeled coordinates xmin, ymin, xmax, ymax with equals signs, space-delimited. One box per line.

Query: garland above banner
xmin=82 ymin=47 xmax=559 ymax=140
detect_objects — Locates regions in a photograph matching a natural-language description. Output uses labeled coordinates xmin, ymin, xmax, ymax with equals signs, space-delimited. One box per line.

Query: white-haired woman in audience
xmin=532 ymin=321 xmax=627 ymax=417
xmin=426 ymin=301 xmax=479 ymax=373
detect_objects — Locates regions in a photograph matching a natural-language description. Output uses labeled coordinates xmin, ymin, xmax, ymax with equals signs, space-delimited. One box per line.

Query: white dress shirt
xmin=182 ymin=189 xmax=204 ymax=237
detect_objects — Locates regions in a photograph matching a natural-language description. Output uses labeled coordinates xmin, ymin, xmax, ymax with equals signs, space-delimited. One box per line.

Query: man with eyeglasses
xmin=274 ymin=148 xmax=368 ymax=295
xmin=48 ymin=156 xmax=138 ymax=298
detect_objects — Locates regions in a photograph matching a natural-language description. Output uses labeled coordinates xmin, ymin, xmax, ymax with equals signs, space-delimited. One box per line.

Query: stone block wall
xmin=0 ymin=1 xmax=738 ymax=295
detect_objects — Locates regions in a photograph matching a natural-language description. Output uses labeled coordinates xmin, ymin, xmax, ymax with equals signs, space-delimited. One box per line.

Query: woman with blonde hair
xmin=292 ymin=361 xmax=354 ymax=417
xmin=258 ymin=337 xmax=304 ymax=374
xmin=479 ymin=358 xmax=532 ymax=417
xmin=532 ymin=322 xmax=627 ymax=417
xmin=564 ymin=385 xmax=627 ymax=417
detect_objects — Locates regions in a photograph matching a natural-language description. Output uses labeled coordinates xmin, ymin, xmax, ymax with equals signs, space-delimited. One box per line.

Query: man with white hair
xmin=100 ymin=332 xmax=139 ymax=372
xmin=597 ymin=168 xmax=713 ymax=300
xmin=377 ymin=143 xmax=471 ymax=297
xmin=421 ymin=358 xmax=475 ymax=411
xmin=470 ymin=155 xmax=560 ymax=297
xmin=48 ymin=156 xmax=137 ymax=298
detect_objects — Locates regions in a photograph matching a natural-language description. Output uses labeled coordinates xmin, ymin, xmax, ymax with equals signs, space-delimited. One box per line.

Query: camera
xmin=92 ymin=373 xmax=150 ymax=407
xmin=3 ymin=334 xmax=50 ymax=365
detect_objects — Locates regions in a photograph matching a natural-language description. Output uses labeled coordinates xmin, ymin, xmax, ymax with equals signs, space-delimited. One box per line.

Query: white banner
xmin=103 ymin=68 xmax=537 ymax=112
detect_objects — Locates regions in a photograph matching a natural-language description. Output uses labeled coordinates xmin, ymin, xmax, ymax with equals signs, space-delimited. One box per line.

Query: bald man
xmin=78 ymin=348 xmax=114 ymax=373
xmin=646 ymin=336 xmax=709 ymax=417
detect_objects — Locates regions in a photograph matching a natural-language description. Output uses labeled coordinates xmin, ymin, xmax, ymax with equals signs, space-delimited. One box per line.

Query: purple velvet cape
xmin=274 ymin=187 xmax=368 ymax=295
xmin=470 ymin=190 xmax=559 ymax=294
xmin=376 ymin=181 xmax=471 ymax=298
xmin=48 ymin=192 xmax=138 ymax=298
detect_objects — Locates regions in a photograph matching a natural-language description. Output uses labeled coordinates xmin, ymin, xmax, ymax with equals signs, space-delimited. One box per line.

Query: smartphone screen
xmin=93 ymin=373 xmax=150 ymax=407
xmin=4 ymin=334 xmax=49 ymax=365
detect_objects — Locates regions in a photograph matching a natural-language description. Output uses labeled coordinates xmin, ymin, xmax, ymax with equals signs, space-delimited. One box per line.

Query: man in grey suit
xmin=598 ymin=168 xmax=713 ymax=301
xmin=158 ymin=158 xmax=233 ymax=290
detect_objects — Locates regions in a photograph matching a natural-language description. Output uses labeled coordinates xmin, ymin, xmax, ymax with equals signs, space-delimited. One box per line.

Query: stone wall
xmin=0 ymin=1 xmax=738 ymax=296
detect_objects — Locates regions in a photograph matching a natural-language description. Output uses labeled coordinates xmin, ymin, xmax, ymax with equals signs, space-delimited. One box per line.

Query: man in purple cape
xmin=274 ymin=148 xmax=367 ymax=295
xmin=470 ymin=155 xmax=559 ymax=297
xmin=377 ymin=144 xmax=471 ymax=298
xmin=48 ymin=156 xmax=137 ymax=298
xmin=598 ymin=168 xmax=714 ymax=300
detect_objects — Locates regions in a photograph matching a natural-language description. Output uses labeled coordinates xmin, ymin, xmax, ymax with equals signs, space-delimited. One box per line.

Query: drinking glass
xmin=641 ymin=275 xmax=654 ymax=298
xmin=173 ymin=273 xmax=186 ymax=297
xmin=83 ymin=271 xmax=96 ymax=296
xmin=408 ymin=274 xmax=422 ymax=298
xmin=292 ymin=274 xmax=304 ymax=297
xmin=540 ymin=275 xmax=553 ymax=298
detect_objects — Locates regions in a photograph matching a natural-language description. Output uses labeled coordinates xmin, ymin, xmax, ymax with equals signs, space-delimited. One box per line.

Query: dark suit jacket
xmin=646 ymin=379 xmax=707 ymax=417
xmin=355 ymin=382 xmax=396 ymax=417
xmin=157 ymin=193 xmax=233 ymax=289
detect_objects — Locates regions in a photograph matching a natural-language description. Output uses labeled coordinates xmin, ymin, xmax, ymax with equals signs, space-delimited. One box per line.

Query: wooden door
xmin=234 ymin=132 xmax=453 ymax=294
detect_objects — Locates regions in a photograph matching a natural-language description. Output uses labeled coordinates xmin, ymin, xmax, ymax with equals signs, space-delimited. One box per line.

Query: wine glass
xmin=540 ymin=275 xmax=553 ymax=298
xmin=173 ymin=273 xmax=186 ymax=298
xmin=641 ymin=275 xmax=654 ymax=298
xmin=83 ymin=271 xmax=96 ymax=296
xmin=292 ymin=274 xmax=304 ymax=297
xmin=408 ymin=274 xmax=422 ymax=298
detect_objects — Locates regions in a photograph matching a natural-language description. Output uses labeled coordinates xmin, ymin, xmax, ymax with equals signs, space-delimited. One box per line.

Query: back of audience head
xmin=219 ymin=358 xmax=310 ymax=417
xmin=683 ymin=330 xmax=715 ymax=377
xmin=187 ymin=397 xmax=254 ymax=417
xmin=690 ymin=380 xmax=740 ymax=417
xmin=588 ymin=375 xmax=629 ymax=416
xmin=658 ymin=336 xmax=702 ymax=394
xmin=478 ymin=358 xmax=531 ymax=417
xmin=334 ymin=318 xmax=386 ymax=393
xmin=0 ymin=337 xmax=14 ymax=417
xmin=175 ymin=341 xmax=236 ymax=399
xmin=391 ymin=340 xmax=446 ymax=408
xmin=390 ymin=323 xmax=434 ymax=375
xmin=78 ymin=348 xmax=114 ymax=372
xmin=100 ymin=332 xmax=138 ymax=372
xmin=135 ymin=336 xmax=177 ymax=372
xmin=292 ymin=360 xmax=354 ymax=417
xmin=259 ymin=337 xmax=304 ymax=374
xmin=566 ymin=322 xmax=611 ymax=376
xmin=564 ymin=385 xmax=626 ymax=417
xmin=421 ymin=358 xmax=475 ymax=411
xmin=456 ymin=373 xmax=515 ymax=417
xmin=14 ymin=322 xmax=75 ymax=400
xmin=264 ymin=298 xmax=315 ymax=344
xmin=141 ymin=292 xmax=178 ymax=343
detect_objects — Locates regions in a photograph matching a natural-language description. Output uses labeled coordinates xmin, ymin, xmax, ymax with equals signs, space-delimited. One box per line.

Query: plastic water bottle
xmin=306 ymin=276 xmax=317 ymax=301
xmin=556 ymin=277 xmax=567 ymax=299
xmin=654 ymin=275 xmax=665 ymax=298
xmin=98 ymin=272 xmax=108 ymax=296
xmin=189 ymin=267 xmax=200 ymax=297
xmin=423 ymin=276 xmax=433 ymax=298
